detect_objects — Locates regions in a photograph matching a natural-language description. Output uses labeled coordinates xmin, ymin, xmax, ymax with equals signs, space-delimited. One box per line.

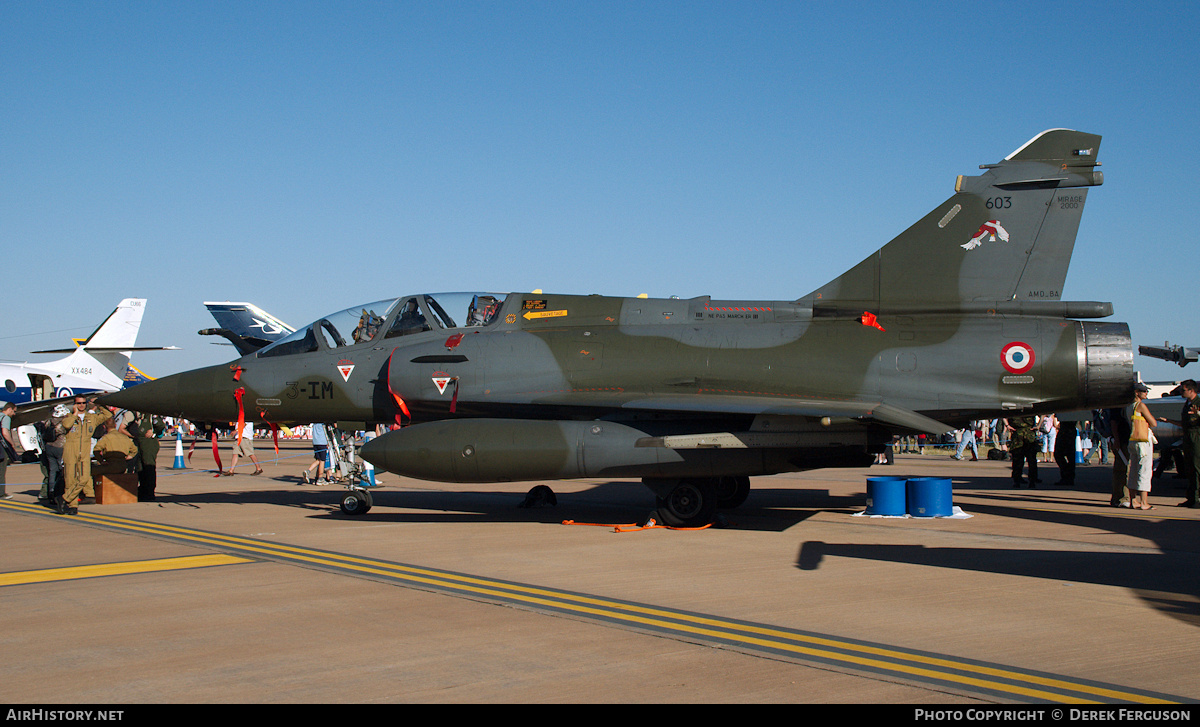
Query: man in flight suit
xmin=58 ymin=397 xmax=112 ymax=515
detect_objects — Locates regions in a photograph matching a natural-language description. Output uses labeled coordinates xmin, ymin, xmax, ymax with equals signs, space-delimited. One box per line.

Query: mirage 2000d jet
xmin=104 ymin=129 xmax=1132 ymax=527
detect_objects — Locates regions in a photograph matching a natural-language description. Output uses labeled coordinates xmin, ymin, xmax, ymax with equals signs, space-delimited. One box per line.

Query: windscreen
xmin=258 ymin=298 xmax=398 ymax=357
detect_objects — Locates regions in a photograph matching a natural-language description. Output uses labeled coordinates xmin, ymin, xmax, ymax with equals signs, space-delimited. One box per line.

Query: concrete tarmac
xmin=1 ymin=440 xmax=1197 ymax=704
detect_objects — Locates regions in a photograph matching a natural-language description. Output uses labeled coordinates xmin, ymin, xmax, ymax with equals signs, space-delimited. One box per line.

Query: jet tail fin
xmin=804 ymin=129 xmax=1103 ymax=310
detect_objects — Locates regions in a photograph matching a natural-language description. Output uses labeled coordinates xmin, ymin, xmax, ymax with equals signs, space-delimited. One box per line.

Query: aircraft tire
xmin=339 ymin=490 xmax=373 ymax=516
xmin=715 ymin=476 xmax=750 ymax=509
xmin=656 ymin=478 xmax=718 ymax=528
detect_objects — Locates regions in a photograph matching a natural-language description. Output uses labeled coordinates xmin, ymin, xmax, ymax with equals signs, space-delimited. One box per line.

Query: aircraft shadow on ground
xmin=795 ymin=539 xmax=1200 ymax=626
xmin=797 ymin=484 xmax=1200 ymax=626
xmin=948 ymin=464 xmax=1197 ymax=556
xmin=148 ymin=477 xmax=854 ymax=530
xmin=327 ymin=481 xmax=848 ymax=529
xmin=146 ymin=467 xmax=1197 ymax=544
xmin=790 ymin=466 xmax=1200 ymax=626
xmin=725 ymin=489 xmax=868 ymax=531
xmin=153 ymin=479 xmax=664 ymax=526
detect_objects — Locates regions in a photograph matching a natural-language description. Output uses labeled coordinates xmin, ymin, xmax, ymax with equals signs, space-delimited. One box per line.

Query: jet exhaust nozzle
xmin=1079 ymin=322 xmax=1134 ymax=409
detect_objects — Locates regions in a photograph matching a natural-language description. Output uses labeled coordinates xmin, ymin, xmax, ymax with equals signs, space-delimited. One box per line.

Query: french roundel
xmin=1001 ymin=342 xmax=1035 ymax=374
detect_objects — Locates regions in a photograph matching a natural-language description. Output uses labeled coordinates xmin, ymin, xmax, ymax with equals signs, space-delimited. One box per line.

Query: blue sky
xmin=2 ymin=2 xmax=1198 ymax=381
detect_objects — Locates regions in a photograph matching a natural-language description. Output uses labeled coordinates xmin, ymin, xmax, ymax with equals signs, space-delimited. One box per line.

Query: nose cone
xmin=100 ymin=374 xmax=180 ymax=415
xmin=99 ymin=364 xmax=225 ymax=419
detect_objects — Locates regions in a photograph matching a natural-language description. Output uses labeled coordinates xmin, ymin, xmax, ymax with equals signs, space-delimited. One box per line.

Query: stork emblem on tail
xmin=962 ymin=220 xmax=1009 ymax=250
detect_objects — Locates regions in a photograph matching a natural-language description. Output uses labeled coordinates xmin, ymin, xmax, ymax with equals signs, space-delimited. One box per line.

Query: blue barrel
xmin=865 ymin=476 xmax=908 ymax=516
xmin=907 ymin=477 xmax=953 ymax=517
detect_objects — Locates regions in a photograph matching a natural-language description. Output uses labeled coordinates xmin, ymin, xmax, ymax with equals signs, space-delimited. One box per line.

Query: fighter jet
xmin=103 ymin=130 xmax=1133 ymax=526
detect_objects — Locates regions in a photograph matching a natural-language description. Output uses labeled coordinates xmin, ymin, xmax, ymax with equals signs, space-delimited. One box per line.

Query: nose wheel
xmin=339 ymin=488 xmax=373 ymax=516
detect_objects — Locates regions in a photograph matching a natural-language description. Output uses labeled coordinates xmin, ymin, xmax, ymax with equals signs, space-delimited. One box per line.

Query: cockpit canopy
xmin=257 ymin=292 xmax=506 ymax=358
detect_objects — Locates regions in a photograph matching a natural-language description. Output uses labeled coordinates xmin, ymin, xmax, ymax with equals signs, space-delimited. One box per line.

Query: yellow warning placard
xmin=522 ymin=309 xmax=568 ymax=321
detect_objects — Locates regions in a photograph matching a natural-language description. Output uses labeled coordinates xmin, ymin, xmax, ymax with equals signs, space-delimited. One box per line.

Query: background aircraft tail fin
xmin=204 ymin=302 xmax=294 ymax=340
xmin=803 ymin=129 xmax=1103 ymax=310
xmin=67 ymin=298 xmax=147 ymax=387
xmin=123 ymin=364 xmax=155 ymax=388
xmin=79 ymin=298 xmax=147 ymax=350
xmin=201 ymin=301 xmax=294 ymax=354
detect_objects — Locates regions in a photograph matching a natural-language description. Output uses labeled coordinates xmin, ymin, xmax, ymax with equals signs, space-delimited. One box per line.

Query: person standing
xmin=1126 ymin=383 xmax=1158 ymax=510
xmin=990 ymin=418 xmax=1006 ymax=452
xmin=302 ymin=423 xmax=329 ymax=485
xmin=1092 ymin=413 xmax=1110 ymax=465
xmin=1005 ymin=415 xmax=1039 ymax=487
xmin=225 ymin=421 xmax=264 ymax=476
xmin=1163 ymin=379 xmax=1200 ymax=508
xmin=1038 ymin=415 xmax=1055 ymax=463
xmin=1053 ymin=415 xmax=1078 ymax=487
xmin=59 ymin=397 xmax=112 ymax=515
xmin=1105 ymin=406 xmax=1132 ymax=507
xmin=952 ymin=422 xmax=979 ymax=461
xmin=0 ymin=401 xmax=17 ymax=500
xmin=37 ymin=405 xmax=68 ymax=505
xmin=134 ymin=412 xmax=165 ymax=502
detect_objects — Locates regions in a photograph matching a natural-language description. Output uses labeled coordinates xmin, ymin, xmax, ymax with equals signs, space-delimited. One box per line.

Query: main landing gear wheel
xmin=656 ymin=478 xmax=718 ymax=528
xmin=715 ymin=476 xmax=750 ymax=509
xmin=339 ymin=489 xmax=373 ymax=516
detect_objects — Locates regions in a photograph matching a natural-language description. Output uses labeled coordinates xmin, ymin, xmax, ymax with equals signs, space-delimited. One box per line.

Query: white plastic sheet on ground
xmin=852 ymin=506 xmax=973 ymax=519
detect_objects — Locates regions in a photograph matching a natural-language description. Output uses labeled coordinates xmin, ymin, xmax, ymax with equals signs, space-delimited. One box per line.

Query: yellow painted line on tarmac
xmin=0 ymin=554 xmax=254 ymax=587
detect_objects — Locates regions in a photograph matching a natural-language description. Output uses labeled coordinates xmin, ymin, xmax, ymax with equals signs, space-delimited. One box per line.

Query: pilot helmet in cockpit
xmin=468 ymin=295 xmax=500 ymax=326
xmin=352 ymin=309 xmax=384 ymax=343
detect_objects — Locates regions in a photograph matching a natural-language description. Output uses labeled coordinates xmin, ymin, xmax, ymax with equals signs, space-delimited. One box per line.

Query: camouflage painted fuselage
xmin=109 ymin=290 xmax=1131 ymax=482
xmin=103 ymin=129 xmax=1133 ymax=491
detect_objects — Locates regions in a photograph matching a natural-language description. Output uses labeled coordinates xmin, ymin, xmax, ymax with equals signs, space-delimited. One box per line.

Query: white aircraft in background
xmin=2 ymin=298 xmax=175 ymax=427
